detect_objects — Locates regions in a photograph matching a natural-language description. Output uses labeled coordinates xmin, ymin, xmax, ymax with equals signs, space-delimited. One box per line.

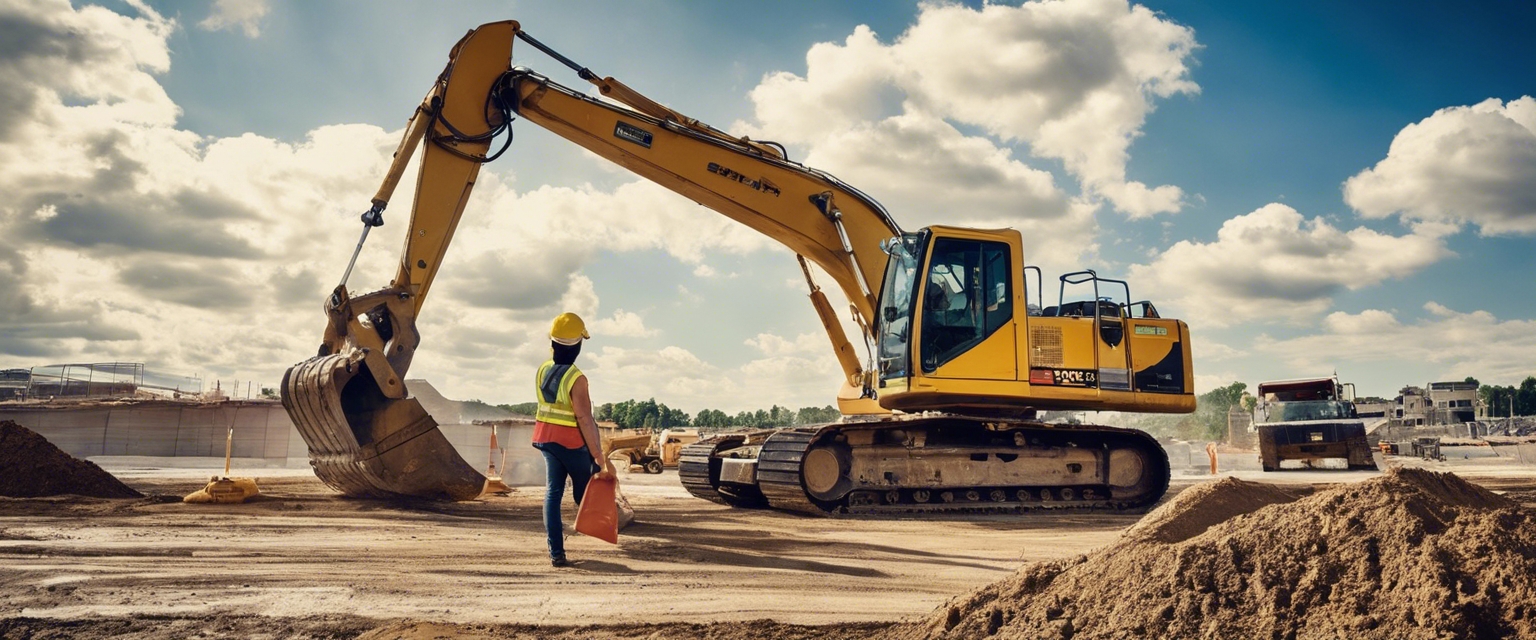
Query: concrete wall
xmin=1227 ymin=408 xmax=1254 ymax=449
xmin=1374 ymin=422 xmax=1473 ymax=443
xmin=0 ymin=401 xmax=545 ymax=485
xmin=1 ymin=401 xmax=296 ymax=460
xmin=436 ymin=422 xmax=544 ymax=486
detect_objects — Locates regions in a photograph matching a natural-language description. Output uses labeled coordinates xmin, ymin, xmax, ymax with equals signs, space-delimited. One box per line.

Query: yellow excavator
xmin=281 ymin=21 xmax=1196 ymax=513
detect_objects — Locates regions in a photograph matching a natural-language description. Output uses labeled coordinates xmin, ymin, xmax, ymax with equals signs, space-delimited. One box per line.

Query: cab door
xmin=917 ymin=236 xmax=1016 ymax=381
xmin=1095 ymin=301 xmax=1132 ymax=392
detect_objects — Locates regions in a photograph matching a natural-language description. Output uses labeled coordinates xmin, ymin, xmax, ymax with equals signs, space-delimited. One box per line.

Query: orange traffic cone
xmin=480 ymin=426 xmax=512 ymax=497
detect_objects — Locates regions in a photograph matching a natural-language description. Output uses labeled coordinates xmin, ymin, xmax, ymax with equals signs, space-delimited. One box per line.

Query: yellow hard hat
xmin=550 ymin=312 xmax=590 ymax=345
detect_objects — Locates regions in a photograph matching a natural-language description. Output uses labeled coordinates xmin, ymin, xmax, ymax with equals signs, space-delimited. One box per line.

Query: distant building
xmin=0 ymin=368 xmax=30 ymax=401
xmin=1426 ymin=381 xmax=1478 ymax=424
xmin=1392 ymin=381 xmax=1478 ymax=427
xmin=1393 ymin=386 xmax=1428 ymax=426
xmin=1354 ymin=400 xmax=1390 ymax=419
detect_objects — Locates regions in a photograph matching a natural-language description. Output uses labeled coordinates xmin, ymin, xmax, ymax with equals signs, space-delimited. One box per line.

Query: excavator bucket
xmin=282 ymin=351 xmax=485 ymax=500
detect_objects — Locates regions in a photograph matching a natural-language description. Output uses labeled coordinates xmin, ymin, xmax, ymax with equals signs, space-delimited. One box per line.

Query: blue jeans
xmin=533 ymin=442 xmax=598 ymax=560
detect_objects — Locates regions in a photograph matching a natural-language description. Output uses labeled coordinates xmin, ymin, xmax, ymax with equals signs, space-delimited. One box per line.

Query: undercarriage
xmin=680 ymin=415 xmax=1170 ymax=516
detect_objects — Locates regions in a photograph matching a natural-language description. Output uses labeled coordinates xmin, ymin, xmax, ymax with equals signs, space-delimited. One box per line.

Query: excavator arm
xmin=282 ymin=21 xmax=900 ymax=500
xmin=280 ymin=22 xmax=522 ymax=500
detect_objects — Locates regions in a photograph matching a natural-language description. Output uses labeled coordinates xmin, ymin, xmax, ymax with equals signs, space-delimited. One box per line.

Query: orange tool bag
xmin=573 ymin=422 xmax=623 ymax=544
xmin=575 ymin=473 xmax=620 ymax=544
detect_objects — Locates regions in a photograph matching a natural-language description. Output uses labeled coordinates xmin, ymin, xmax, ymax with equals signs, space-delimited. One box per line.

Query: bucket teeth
xmin=282 ymin=352 xmax=485 ymax=500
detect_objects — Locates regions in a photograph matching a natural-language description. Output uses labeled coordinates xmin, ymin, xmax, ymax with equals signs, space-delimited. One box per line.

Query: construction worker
xmin=532 ymin=312 xmax=614 ymax=567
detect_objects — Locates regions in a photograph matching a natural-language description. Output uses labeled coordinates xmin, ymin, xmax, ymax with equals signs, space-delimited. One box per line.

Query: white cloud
xmin=0 ymin=0 xmax=176 ymax=143
xmin=454 ymin=179 xmax=775 ymax=267
xmin=0 ymin=1 xmax=522 ymax=393
xmin=798 ymin=111 xmax=1100 ymax=266
xmin=675 ymin=285 xmax=703 ymax=305
xmin=198 ymin=0 xmax=270 ymax=38
xmin=1194 ymin=370 xmax=1243 ymax=395
xmin=1345 ymin=96 xmax=1536 ymax=235
xmin=1193 ymin=340 xmax=1245 ymax=362
xmin=587 ymin=346 xmax=728 ymax=403
xmin=737 ymin=0 xmax=1199 ymax=220
xmin=739 ymin=354 xmax=841 ymax=395
xmin=1255 ymin=303 xmax=1536 ymax=387
xmin=0 ymin=0 xmax=833 ymax=409
xmin=581 ymin=343 xmax=841 ymax=413
xmin=1129 ymin=204 xmax=1451 ymax=327
xmin=589 ymin=309 xmax=658 ymax=338
xmin=744 ymin=332 xmax=824 ymax=357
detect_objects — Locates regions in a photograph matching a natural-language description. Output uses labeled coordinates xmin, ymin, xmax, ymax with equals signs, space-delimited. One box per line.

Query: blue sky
xmin=1 ymin=0 xmax=1532 ymax=411
xmin=1127 ymin=0 xmax=1536 ymax=317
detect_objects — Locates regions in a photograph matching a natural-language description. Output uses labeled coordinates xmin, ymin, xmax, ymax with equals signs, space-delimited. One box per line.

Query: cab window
xmin=920 ymin=238 xmax=1011 ymax=372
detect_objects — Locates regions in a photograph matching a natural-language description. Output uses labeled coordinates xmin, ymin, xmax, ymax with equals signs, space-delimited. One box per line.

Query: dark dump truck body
xmin=1254 ymin=377 xmax=1378 ymax=472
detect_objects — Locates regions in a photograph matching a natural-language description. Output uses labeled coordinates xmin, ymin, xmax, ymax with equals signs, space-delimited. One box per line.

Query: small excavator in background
xmin=281 ymin=21 xmax=1197 ymax=514
xmin=605 ymin=428 xmax=701 ymax=474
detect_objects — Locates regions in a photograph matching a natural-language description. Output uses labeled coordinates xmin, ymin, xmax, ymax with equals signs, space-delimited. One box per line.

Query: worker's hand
xmin=593 ymin=458 xmax=616 ymax=480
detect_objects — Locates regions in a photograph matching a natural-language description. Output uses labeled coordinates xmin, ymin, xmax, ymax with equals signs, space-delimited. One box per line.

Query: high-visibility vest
xmin=534 ymin=361 xmax=583 ymax=427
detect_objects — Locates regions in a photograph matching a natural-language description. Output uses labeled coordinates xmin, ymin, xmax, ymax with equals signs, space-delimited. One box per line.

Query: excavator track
xmin=678 ymin=437 xmax=731 ymax=504
xmin=757 ymin=428 xmax=827 ymax=515
xmin=686 ymin=417 xmax=1170 ymax=517
xmin=679 ymin=434 xmax=767 ymax=508
xmin=855 ymin=420 xmax=1168 ymax=516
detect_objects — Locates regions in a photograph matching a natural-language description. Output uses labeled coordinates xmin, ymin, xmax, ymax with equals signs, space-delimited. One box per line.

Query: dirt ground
xmin=3 ymin=458 xmax=1534 ymax=639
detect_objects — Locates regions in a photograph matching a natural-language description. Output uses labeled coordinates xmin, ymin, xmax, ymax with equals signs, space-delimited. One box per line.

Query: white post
xmin=224 ymin=423 xmax=234 ymax=476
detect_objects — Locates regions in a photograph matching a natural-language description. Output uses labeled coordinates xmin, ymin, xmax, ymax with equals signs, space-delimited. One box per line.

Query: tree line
xmin=494 ymin=398 xmax=841 ymax=431
xmin=1137 ymin=381 xmax=1250 ymax=442
xmin=1471 ymin=376 xmax=1536 ymax=418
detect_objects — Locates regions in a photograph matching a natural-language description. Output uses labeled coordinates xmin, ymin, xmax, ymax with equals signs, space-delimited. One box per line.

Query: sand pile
xmin=888 ymin=469 xmax=1536 ymax=640
xmin=0 ymin=420 xmax=141 ymax=498
xmin=1123 ymin=477 xmax=1306 ymax=544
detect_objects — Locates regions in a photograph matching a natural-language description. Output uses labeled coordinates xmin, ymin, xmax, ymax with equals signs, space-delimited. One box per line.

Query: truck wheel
xmin=646 ymin=459 xmax=663 ymax=474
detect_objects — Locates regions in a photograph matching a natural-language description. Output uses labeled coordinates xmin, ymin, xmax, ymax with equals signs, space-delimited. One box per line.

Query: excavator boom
xmin=503 ymin=68 xmax=900 ymax=327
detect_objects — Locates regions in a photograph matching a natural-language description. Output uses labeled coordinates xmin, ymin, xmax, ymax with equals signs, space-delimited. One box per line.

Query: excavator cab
xmin=873 ymin=226 xmax=1195 ymax=417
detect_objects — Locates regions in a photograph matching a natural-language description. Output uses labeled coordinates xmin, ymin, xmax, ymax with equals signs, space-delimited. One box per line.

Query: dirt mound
xmin=888 ymin=468 xmax=1536 ymax=640
xmin=1125 ymin=476 xmax=1305 ymax=544
xmin=0 ymin=420 xmax=141 ymax=498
